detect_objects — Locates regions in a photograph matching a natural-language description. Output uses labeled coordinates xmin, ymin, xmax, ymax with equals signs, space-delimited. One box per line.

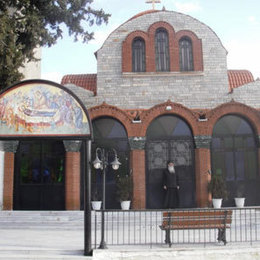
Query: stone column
xmin=129 ymin=137 xmax=146 ymax=209
xmin=1 ymin=141 xmax=19 ymax=210
xmin=63 ymin=140 xmax=82 ymax=210
xmin=194 ymin=136 xmax=212 ymax=207
xmin=258 ymin=136 xmax=260 ymax=177
xmin=0 ymin=151 xmax=4 ymax=210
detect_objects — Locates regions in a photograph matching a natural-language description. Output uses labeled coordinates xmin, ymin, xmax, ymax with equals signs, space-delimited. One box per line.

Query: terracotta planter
xmin=120 ymin=200 xmax=131 ymax=210
xmin=234 ymin=198 xmax=245 ymax=208
xmin=91 ymin=201 xmax=102 ymax=210
xmin=212 ymin=198 xmax=222 ymax=208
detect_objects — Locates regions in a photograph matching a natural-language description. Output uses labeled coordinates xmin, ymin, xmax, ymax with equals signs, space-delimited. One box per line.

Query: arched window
xmin=212 ymin=115 xmax=259 ymax=206
xmin=146 ymin=115 xmax=196 ymax=209
xmin=132 ymin=37 xmax=146 ymax=72
xmin=179 ymin=37 xmax=194 ymax=71
xmin=155 ymin=28 xmax=170 ymax=71
xmin=91 ymin=117 xmax=130 ymax=209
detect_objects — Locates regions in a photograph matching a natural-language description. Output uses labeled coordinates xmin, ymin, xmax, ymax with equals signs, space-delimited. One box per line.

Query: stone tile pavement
xmin=1 ymin=211 xmax=260 ymax=259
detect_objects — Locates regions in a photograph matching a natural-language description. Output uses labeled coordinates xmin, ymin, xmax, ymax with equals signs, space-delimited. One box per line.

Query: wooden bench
xmin=160 ymin=210 xmax=232 ymax=247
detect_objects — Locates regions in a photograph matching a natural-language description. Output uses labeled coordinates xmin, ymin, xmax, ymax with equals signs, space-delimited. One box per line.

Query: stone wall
xmin=0 ymin=151 xmax=4 ymax=210
xmin=229 ymin=80 xmax=260 ymax=107
xmin=96 ymin=10 xmax=230 ymax=109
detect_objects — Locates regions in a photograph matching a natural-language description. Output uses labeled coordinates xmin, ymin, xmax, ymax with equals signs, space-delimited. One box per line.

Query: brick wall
xmin=122 ymin=24 xmax=203 ymax=73
xmin=195 ymin=148 xmax=211 ymax=207
xmin=130 ymin=150 xmax=146 ymax=208
xmin=65 ymin=152 xmax=81 ymax=210
xmin=3 ymin=153 xmax=14 ymax=210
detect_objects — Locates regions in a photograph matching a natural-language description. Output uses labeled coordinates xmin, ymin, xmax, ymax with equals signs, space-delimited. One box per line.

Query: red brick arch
xmin=175 ymin=30 xmax=203 ymax=71
xmin=207 ymin=101 xmax=260 ymax=135
xmin=122 ymin=21 xmax=203 ymax=73
xmin=88 ymin=102 xmax=134 ymax=136
xmin=139 ymin=101 xmax=199 ymax=136
xmin=122 ymin=30 xmax=149 ymax=72
xmin=148 ymin=21 xmax=176 ymax=71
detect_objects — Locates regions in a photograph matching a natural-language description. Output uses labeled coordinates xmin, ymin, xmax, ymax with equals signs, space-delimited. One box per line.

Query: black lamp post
xmin=93 ymin=147 xmax=121 ymax=249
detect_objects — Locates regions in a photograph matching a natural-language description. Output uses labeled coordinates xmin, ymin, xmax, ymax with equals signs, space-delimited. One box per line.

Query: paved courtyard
xmin=1 ymin=210 xmax=260 ymax=259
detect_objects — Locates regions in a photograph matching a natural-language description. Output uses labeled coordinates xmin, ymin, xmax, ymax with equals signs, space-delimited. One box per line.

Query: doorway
xmin=146 ymin=115 xmax=196 ymax=209
xmin=14 ymin=140 xmax=65 ymax=210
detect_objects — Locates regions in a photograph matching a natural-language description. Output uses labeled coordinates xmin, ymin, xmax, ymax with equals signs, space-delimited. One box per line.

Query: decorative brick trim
xmin=148 ymin=22 xmax=175 ymax=72
xmin=89 ymin=102 xmax=136 ymax=136
xmin=122 ymin=31 xmax=149 ymax=72
xmin=175 ymin=30 xmax=203 ymax=71
xmin=139 ymin=100 xmax=199 ymax=136
xmin=122 ymin=22 xmax=203 ymax=73
xmin=207 ymin=101 xmax=260 ymax=135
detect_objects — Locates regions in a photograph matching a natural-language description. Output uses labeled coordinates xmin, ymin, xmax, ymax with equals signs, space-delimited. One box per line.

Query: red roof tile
xmin=61 ymin=74 xmax=97 ymax=95
xmin=61 ymin=70 xmax=254 ymax=97
xmin=228 ymin=70 xmax=254 ymax=92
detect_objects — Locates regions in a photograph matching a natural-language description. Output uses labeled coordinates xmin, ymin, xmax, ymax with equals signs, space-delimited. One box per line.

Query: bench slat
xmin=162 ymin=219 xmax=231 ymax=227
xmin=161 ymin=210 xmax=232 ymax=231
xmin=160 ymin=224 xmax=231 ymax=230
xmin=162 ymin=211 xmax=232 ymax=217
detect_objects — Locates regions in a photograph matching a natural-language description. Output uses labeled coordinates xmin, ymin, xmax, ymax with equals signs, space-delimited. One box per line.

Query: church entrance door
xmin=146 ymin=115 xmax=196 ymax=209
xmin=14 ymin=140 xmax=65 ymax=210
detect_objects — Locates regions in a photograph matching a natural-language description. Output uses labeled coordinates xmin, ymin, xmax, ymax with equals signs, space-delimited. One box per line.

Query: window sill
xmin=122 ymin=71 xmax=204 ymax=77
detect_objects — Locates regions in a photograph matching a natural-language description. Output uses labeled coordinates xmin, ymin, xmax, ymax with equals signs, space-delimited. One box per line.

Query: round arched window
xmin=91 ymin=117 xmax=129 ymax=209
xmin=212 ymin=115 xmax=259 ymax=206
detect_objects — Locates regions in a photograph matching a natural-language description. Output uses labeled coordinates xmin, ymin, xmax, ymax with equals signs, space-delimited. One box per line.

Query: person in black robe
xmin=163 ymin=161 xmax=180 ymax=208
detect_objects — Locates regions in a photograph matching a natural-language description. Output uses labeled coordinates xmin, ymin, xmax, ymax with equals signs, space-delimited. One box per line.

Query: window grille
xmin=155 ymin=28 xmax=170 ymax=71
xmin=179 ymin=37 xmax=194 ymax=71
xmin=132 ymin=37 xmax=146 ymax=72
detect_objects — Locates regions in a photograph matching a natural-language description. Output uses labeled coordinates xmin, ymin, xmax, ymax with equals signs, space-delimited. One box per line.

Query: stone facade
xmin=61 ymin=9 xmax=259 ymax=209
xmin=229 ymin=80 xmax=260 ymax=108
xmin=2 ymin=9 xmax=259 ymax=210
xmin=97 ymin=10 xmax=229 ymax=109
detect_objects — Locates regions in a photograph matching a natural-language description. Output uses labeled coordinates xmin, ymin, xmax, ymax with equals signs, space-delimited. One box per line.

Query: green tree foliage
xmin=0 ymin=0 xmax=110 ymax=89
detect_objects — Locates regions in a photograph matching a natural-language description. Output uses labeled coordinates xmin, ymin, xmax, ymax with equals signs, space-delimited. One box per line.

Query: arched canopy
xmin=0 ymin=79 xmax=92 ymax=139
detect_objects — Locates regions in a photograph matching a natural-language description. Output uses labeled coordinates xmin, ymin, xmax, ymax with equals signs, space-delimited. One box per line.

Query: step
xmin=0 ymin=211 xmax=86 ymax=230
xmin=0 ymin=247 xmax=91 ymax=259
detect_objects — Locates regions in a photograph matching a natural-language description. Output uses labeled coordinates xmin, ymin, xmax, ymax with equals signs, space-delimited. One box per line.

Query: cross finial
xmin=146 ymin=0 xmax=161 ymax=10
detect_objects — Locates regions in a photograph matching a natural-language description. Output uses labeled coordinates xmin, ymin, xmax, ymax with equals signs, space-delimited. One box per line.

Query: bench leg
xmin=165 ymin=230 xmax=172 ymax=247
xmin=217 ymin=228 xmax=227 ymax=245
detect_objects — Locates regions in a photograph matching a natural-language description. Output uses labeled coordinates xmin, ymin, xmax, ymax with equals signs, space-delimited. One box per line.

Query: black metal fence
xmin=92 ymin=207 xmax=260 ymax=248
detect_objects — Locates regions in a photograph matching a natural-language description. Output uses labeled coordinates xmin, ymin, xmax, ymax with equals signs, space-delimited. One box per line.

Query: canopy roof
xmin=0 ymin=79 xmax=92 ymax=139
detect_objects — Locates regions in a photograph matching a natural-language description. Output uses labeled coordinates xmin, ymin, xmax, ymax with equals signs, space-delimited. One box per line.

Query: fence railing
xmin=92 ymin=207 xmax=260 ymax=248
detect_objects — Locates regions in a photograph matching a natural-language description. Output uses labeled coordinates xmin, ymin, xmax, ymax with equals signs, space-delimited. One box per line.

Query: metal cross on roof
xmin=146 ymin=0 xmax=161 ymax=10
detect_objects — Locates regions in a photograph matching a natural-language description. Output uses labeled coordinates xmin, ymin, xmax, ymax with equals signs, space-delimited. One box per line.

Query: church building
xmin=1 ymin=7 xmax=260 ymax=210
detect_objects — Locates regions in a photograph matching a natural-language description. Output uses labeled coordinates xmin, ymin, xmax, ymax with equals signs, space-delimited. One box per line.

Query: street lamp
xmin=93 ymin=147 xmax=121 ymax=249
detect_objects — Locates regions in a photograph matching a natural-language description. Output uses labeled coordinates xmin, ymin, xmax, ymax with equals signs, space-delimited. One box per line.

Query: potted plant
xmin=234 ymin=182 xmax=245 ymax=207
xmin=208 ymin=170 xmax=228 ymax=208
xmin=91 ymin=186 xmax=102 ymax=210
xmin=116 ymin=172 xmax=133 ymax=210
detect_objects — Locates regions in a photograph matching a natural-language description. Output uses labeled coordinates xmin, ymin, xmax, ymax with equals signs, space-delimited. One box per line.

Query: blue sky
xmin=41 ymin=0 xmax=260 ymax=83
